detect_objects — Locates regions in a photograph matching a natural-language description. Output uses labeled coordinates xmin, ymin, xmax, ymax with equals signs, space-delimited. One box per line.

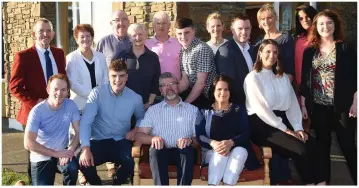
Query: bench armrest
xmin=132 ymin=142 xmax=142 ymax=158
xmin=262 ymin=146 xmax=272 ymax=159
xmin=261 ymin=146 xmax=272 ymax=185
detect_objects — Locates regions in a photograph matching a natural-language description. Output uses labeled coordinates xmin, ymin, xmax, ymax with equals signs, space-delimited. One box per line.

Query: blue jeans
xmin=149 ymin=146 xmax=194 ymax=185
xmin=30 ymin=157 xmax=78 ymax=185
xmin=79 ymin=138 xmax=134 ymax=185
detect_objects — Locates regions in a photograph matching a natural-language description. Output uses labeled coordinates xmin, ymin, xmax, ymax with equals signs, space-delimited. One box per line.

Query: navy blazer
xmin=215 ymin=39 xmax=256 ymax=105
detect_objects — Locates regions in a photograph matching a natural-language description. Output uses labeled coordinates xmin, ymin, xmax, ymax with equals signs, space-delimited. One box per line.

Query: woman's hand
xmin=301 ymin=106 xmax=308 ymax=119
xmin=349 ymin=92 xmax=357 ymax=118
xmin=211 ymin=140 xmax=234 ymax=156
xmin=295 ymin=130 xmax=308 ymax=143
xmin=285 ymin=129 xmax=301 ymax=140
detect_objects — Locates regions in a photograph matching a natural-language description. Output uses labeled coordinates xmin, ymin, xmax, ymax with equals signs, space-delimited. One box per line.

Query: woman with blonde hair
xmin=206 ymin=12 xmax=228 ymax=54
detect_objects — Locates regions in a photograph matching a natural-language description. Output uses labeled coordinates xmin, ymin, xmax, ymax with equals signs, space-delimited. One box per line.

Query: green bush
xmin=2 ymin=168 xmax=30 ymax=185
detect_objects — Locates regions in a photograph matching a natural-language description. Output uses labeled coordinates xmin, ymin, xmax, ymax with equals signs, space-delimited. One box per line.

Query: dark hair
xmin=159 ymin=72 xmax=178 ymax=83
xmin=109 ymin=59 xmax=128 ymax=73
xmin=295 ymin=5 xmax=318 ymax=36
xmin=307 ymin=9 xmax=344 ymax=50
xmin=208 ymin=74 xmax=233 ymax=104
xmin=47 ymin=73 xmax=71 ymax=98
xmin=73 ymin=24 xmax=95 ymax=39
xmin=231 ymin=12 xmax=250 ymax=25
xmin=253 ymin=39 xmax=284 ymax=76
xmin=174 ymin=17 xmax=194 ymax=29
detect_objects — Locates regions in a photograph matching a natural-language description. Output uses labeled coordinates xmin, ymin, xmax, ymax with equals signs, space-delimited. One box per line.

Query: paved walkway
xmin=2 ymin=118 xmax=355 ymax=185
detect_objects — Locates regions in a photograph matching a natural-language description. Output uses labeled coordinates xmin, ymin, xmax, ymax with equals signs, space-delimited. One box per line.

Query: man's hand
xmin=59 ymin=157 xmax=71 ymax=166
xmin=54 ymin=149 xmax=74 ymax=159
xmin=126 ymin=127 xmax=138 ymax=141
xmin=349 ymin=92 xmax=357 ymax=118
xmin=301 ymin=106 xmax=309 ymax=119
xmin=177 ymin=137 xmax=192 ymax=149
xmin=79 ymin=147 xmax=94 ymax=168
xmin=151 ymin=136 xmax=165 ymax=150
xmin=296 ymin=130 xmax=308 ymax=143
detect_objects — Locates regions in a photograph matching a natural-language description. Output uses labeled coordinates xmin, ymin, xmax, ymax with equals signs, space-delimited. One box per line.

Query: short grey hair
xmin=33 ymin=18 xmax=54 ymax=32
xmin=153 ymin=11 xmax=170 ymax=23
xmin=127 ymin=23 xmax=148 ymax=36
xmin=159 ymin=72 xmax=178 ymax=83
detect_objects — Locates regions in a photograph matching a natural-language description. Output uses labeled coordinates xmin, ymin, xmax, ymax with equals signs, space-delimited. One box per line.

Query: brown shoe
xmin=108 ymin=168 xmax=116 ymax=178
xmin=14 ymin=180 xmax=25 ymax=186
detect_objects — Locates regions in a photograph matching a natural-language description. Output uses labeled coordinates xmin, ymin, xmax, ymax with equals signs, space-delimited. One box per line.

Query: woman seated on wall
xmin=196 ymin=74 xmax=260 ymax=186
xmin=244 ymin=39 xmax=328 ymax=185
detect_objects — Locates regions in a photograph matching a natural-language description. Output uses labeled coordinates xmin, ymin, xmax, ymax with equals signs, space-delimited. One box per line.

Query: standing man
xmin=24 ymin=74 xmax=80 ymax=185
xmin=175 ymin=18 xmax=216 ymax=109
xmin=79 ymin=59 xmax=145 ymax=185
xmin=96 ymin=10 xmax=131 ymax=66
xmin=215 ymin=13 xmax=255 ymax=105
xmin=135 ymin=72 xmax=198 ymax=185
xmin=9 ymin=18 xmax=66 ymax=182
xmin=114 ymin=23 xmax=160 ymax=110
xmin=145 ymin=11 xmax=182 ymax=81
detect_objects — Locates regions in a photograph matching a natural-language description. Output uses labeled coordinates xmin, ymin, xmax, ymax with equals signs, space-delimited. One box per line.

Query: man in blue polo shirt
xmin=78 ymin=59 xmax=145 ymax=185
xmin=24 ymin=74 xmax=80 ymax=185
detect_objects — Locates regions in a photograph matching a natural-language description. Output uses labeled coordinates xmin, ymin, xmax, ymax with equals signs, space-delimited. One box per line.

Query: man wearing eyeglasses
xmin=96 ymin=10 xmax=131 ymax=66
xmin=135 ymin=72 xmax=198 ymax=185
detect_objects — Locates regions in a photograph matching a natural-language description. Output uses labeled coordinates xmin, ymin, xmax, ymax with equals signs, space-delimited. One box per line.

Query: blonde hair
xmin=257 ymin=4 xmax=277 ymax=29
xmin=206 ymin=12 xmax=224 ymax=27
xmin=127 ymin=23 xmax=148 ymax=36
xmin=153 ymin=11 xmax=170 ymax=23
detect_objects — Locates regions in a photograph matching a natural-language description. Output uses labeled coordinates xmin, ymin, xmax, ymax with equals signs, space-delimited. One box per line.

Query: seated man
xmin=135 ymin=72 xmax=198 ymax=185
xmin=78 ymin=59 xmax=145 ymax=185
xmin=24 ymin=74 xmax=80 ymax=185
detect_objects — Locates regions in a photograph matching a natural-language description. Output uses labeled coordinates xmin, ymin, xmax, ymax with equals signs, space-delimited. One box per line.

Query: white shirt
xmin=244 ymin=69 xmax=303 ymax=132
xmin=234 ymin=40 xmax=253 ymax=72
xmin=206 ymin=39 xmax=228 ymax=55
xmin=35 ymin=43 xmax=58 ymax=84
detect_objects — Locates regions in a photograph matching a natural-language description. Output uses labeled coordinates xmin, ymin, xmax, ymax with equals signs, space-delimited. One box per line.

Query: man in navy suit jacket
xmin=215 ymin=13 xmax=255 ymax=105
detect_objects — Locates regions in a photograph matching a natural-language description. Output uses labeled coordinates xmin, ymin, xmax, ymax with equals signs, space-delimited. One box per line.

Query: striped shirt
xmin=139 ymin=99 xmax=198 ymax=148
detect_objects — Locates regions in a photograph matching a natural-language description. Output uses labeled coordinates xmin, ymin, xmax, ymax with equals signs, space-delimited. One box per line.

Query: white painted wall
xmin=91 ymin=2 xmax=113 ymax=44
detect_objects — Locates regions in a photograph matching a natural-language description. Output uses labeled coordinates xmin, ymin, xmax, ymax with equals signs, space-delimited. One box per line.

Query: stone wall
xmin=318 ymin=2 xmax=357 ymax=45
xmin=2 ymin=2 xmax=57 ymax=118
xmin=124 ymin=2 xmax=177 ymax=37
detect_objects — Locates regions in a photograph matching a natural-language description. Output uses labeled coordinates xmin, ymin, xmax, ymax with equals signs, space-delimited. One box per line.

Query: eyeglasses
xmin=159 ymin=82 xmax=179 ymax=88
xmin=112 ymin=18 xmax=128 ymax=23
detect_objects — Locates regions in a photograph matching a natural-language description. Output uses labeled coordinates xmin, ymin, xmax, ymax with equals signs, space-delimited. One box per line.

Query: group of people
xmin=9 ymin=3 xmax=356 ymax=186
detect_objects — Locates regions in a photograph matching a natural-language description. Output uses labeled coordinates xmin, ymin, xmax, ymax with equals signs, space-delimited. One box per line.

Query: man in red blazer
xmin=10 ymin=18 xmax=66 ymax=126
xmin=9 ymin=18 xmax=66 ymax=183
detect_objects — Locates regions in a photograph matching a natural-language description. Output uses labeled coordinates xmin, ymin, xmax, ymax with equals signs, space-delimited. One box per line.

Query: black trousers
xmin=311 ymin=103 xmax=357 ymax=184
xmin=149 ymin=146 xmax=194 ymax=185
xmin=180 ymin=89 xmax=210 ymax=110
xmin=249 ymin=112 xmax=328 ymax=184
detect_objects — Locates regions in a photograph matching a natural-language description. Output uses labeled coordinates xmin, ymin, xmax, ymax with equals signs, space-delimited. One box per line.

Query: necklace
xmin=211 ymin=38 xmax=224 ymax=45
xmin=212 ymin=102 xmax=231 ymax=113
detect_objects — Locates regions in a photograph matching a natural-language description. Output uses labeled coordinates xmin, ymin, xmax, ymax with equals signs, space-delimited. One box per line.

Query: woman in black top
xmin=196 ymin=74 xmax=260 ymax=185
xmin=300 ymin=10 xmax=357 ymax=185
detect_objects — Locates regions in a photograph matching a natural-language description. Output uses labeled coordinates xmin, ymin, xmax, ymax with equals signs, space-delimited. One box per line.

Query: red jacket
xmin=9 ymin=45 xmax=66 ymax=126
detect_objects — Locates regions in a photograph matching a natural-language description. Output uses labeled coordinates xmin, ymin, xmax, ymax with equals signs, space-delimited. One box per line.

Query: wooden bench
xmin=131 ymin=142 xmax=272 ymax=185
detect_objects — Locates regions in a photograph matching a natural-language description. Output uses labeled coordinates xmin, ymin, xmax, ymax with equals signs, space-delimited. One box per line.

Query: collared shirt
xmin=96 ymin=34 xmax=131 ymax=66
xmin=35 ymin=43 xmax=59 ymax=84
xmin=234 ymin=40 xmax=253 ymax=72
xmin=113 ymin=46 xmax=161 ymax=103
xmin=145 ymin=36 xmax=182 ymax=80
xmin=139 ymin=99 xmax=198 ymax=148
xmin=79 ymin=85 xmax=145 ymax=147
xmin=180 ymin=38 xmax=217 ymax=96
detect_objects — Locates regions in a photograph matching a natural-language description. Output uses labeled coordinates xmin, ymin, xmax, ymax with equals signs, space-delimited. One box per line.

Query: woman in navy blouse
xmin=196 ymin=74 xmax=259 ymax=185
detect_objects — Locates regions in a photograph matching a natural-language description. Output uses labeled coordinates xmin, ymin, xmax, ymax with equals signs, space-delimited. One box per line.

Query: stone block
xmin=30 ymin=18 xmax=35 ymax=23
xmin=31 ymin=3 xmax=40 ymax=17
xmin=131 ymin=7 xmax=143 ymax=15
xmin=7 ymin=24 xmax=12 ymax=30
xmin=14 ymin=8 xmax=22 ymax=14
xmin=23 ymin=10 xmax=30 ymax=15
xmin=151 ymin=4 xmax=165 ymax=12
xmin=16 ymin=14 xmax=22 ymax=19
xmin=135 ymin=2 xmax=147 ymax=6
xmin=7 ymin=7 xmax=13 ymax=13
xmin=8 ymin=13 xmax=14 ymax=18
xmin=25 ymin=22 xmax=30 ymax=29
xmin=18 ymin=3 xmax=26 ymax=8
xmin=128 ymin=15 xmax=135 ymax=24
xmin=136 ymin=14 xmax=143 ymax=19
xmin=23 ymin=15 xmax=30 ymax=19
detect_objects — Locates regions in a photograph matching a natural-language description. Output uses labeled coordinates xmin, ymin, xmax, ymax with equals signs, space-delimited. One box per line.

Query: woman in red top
xmin=294 ymin=5 xmax=317 ymax=89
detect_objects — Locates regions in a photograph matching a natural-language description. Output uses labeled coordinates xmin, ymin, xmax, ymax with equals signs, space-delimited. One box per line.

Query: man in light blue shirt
xmin=79 ymin=59 xmax=144 ymax=185
xmin=24 ymin=74 xmax=80 ymax=185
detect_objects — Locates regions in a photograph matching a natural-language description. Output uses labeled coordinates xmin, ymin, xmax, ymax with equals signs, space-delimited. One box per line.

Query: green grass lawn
xmin=2 ymin=168 xmax=30 ymax=185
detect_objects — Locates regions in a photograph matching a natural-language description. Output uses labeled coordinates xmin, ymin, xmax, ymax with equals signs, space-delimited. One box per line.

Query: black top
xmin=300 ymin=42 xmax=357 ymax=113
xmin=254 ymin=33 xmax=295 ymax=76
xmin=83 ymin=59 xmax=96 ymax=89
xmin=215 ymin=39 xmax=256 ymax=105
xmin=114 ymin=46 xmax=161 ymax=103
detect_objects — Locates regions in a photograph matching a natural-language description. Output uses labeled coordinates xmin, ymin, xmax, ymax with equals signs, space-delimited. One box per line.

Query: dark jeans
xmin=30 ymin=157 xmax=78 ymax=185
xmin=311 ymin=103 xmax=357 ymax=184
xmin=79 ymin=139 xmax=134 ymax=185
xmin=180 ymin=89 xmax=210 ymax=110
xmin=249 ymin=112 xmax=328 ymax=184
xmin=149 ymin=146 xmax=195 ymax=185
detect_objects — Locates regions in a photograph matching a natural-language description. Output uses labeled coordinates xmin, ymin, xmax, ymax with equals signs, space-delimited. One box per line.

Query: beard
xmin=165 ymin=90 xmax=178 ymax=101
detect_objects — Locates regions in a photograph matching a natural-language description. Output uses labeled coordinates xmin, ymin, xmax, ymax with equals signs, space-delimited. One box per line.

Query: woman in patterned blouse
xmin=300 ymin=9 xmax=357 ymax=184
